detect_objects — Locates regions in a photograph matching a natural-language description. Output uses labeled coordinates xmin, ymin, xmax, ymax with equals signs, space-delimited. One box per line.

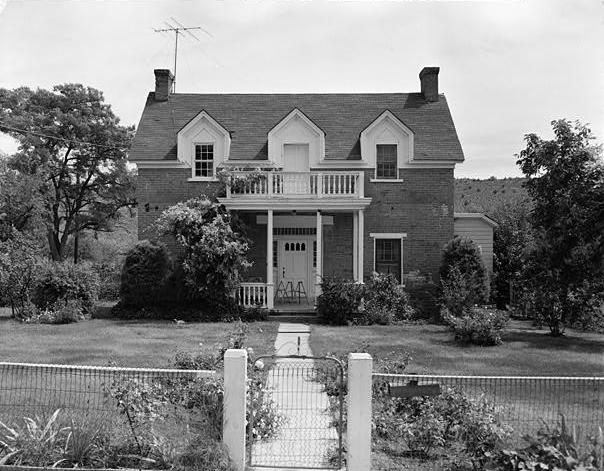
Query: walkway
xmin=250 ymin=322 xmax=343 ymax=470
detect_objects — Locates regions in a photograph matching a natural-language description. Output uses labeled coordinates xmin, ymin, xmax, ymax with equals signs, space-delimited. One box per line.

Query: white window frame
xmin=191 ymin=142 xmax=216 ymax=181
xmin=374 ymin=143 xmax=399 ymax=181
xmin=370 ymin=232 xmax=407 ymax=285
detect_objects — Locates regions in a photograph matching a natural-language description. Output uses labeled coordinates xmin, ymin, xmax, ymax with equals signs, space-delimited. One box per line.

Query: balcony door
xmin=283 ymin=144 xmax=310 ymax=195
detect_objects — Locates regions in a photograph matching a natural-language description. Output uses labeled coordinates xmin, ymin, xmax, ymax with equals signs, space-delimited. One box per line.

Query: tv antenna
xmin=154 ymin=18 xmax=212 ymax=92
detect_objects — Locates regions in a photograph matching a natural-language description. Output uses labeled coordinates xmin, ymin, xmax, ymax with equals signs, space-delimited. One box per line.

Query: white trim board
xmin=256 ymin=215 xmax=334 ymax=227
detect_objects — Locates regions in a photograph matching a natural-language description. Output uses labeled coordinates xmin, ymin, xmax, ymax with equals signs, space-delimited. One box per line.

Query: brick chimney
xmin=419 ymin=67 xmax=440 ymax=102
xmin=154 ymin=69 xmax=174 ymax=101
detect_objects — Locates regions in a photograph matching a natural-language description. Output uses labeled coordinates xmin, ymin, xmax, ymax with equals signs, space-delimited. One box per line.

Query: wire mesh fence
xmin=248 ymin=355 xmax=344 ymax=470
xmin=371 ymin=373 xmax=604 ymax=471
xmin=0 ymin=362 xmax=218 ymax=469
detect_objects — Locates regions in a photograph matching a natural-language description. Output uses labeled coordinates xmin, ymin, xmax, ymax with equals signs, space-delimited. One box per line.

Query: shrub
xmin=440 ymin=236 xmax=490 ymax=316
xmin=0 ymin=231 xmax=42 ymax=317
xmin=93 ymin=261 xmax=121 ymax=301
xmin=33 ymin=261 xmax=99 ymax=316
xmin=445 ymin=307 xmax=509 ymax=346
xmin=0 ymin=409 xmax=67 ymax=466
xmin=495 ymin=417 xmax=603 ymax=471
xmin=175 ymin=437 xmax=237 ymax=471
xmin=316 ymin=277 xmax=363 ymax=325
xmin=37 ymin=299 xmax=84 ymax=324
xmin=361 ymin=273 xmax=415 ymax=324
xmin=154 ymin=197 xmax=251 ymax=306
xmin=119 ymin=240 xmax=172 ymax=308
xmin=373 ymin=386 xmax=511 ymax=465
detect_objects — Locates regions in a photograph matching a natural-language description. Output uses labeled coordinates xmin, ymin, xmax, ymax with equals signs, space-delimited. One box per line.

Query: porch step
xmin=267 ymin=313 xmax=319 ymax=324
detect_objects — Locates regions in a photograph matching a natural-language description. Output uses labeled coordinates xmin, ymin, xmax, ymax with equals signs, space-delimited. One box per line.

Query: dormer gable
xmin=177 ymin=110 xmax=231 ymax=178
xmin=360 ymin=110 xmax=414 ymax=168
xmin=268 ymin=108 xmax=326 ymax=167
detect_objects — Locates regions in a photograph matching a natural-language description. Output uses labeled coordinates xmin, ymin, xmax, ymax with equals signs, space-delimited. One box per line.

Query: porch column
xmin=266 ymin=209 xmax=274 ymax=309
xmin=358 ymin=209 xmax=364 ymax=282
xmin=316 ymin=210 xmax=323 ymax=296
xmin=353 ymin=211 xmax=359 ymax=281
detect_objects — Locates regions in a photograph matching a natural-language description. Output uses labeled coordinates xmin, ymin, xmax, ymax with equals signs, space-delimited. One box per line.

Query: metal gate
xmin=248 ymin=354 xmax=345 ymax=469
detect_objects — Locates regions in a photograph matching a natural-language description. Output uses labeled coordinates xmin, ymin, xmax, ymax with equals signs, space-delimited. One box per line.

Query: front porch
xmin=232 ymin=208 xmax=368 ymax=310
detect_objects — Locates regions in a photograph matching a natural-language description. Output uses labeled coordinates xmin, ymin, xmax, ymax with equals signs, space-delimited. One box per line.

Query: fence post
xmin=223 ymin=349 xmax=247 ymax=471
xmin=347 ymin=352 xmax=372 ymax=471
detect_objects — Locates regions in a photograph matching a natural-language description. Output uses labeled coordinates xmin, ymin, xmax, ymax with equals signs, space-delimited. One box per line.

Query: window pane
xmin=376 ymin=144 xmax=398 ymax=179
xmin=375 ymin=238 xmax=401 ymax=282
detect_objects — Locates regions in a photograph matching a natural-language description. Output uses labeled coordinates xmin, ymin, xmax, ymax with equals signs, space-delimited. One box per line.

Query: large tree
xmin=516 ymin=119 xmax=604 ymax=335
xmin=0 ymin=84 xmax=135 ymax=261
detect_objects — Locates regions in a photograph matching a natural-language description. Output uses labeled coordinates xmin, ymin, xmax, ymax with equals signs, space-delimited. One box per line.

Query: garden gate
xmin=248 ymin=353 xmax=345 ymax=469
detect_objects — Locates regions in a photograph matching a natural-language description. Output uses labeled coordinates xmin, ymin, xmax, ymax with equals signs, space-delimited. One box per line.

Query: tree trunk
xmin=74 ymin=229 xmax=79 ymax=264
xmin=47 ymin=230 xmax=63 ymax=261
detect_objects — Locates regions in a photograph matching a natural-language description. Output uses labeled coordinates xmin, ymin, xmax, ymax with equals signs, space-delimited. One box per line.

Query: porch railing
xmin=234 ymin=282 xmax=268 ymax=308
xmin=225 ymin=171 xmax=364 ymax=199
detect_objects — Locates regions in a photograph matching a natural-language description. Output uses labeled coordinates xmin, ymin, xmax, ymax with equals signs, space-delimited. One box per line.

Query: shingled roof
xmin=129 ymin=92 xmax=464 ymax=162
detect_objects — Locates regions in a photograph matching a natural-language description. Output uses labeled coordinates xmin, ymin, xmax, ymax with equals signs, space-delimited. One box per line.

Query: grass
xmin=309 ymin=320 xmax=604 ymax=376
xmin=0 ymin=306 xmax=279 ymax=367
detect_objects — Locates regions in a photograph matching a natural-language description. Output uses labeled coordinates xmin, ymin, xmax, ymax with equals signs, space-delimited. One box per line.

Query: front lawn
xmin=310 ymin=320 xmax=604 ymax=376
xmin=0 ymin=306 xmax=279 ymax=367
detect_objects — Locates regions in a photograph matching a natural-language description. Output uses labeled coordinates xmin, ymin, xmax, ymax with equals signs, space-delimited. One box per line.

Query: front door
xmin=277 ymin=239 xmax=310 ymax=302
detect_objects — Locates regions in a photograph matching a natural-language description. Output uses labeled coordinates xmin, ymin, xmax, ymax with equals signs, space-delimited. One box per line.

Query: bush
xmin=37 ymin=299 xmax=84 ymax=324
xmin=0 ymin=231 xmax=42 ymax=316
xmin=33 ymin=261 xmax=99 ymax=316
xmin=445 ymin=307 xmax=509 ymax=346
xmin=119 ymin=240 xmax=172 ymax=308
xmin=440 ymin=236 xmax=490 ymax=316
xmin=316 ymin=277 xmax=364 ymax=325
xmin=494 ymin=416 xmax=603 ymax=471
xmin=93 ymin=261 xmax=121 ymax=301
xmin=154 ymin=197 xmax=251 ymax=306
xmin=361 ymin=273 xmax=415 ymax=324
xmin=175 ymin=437 xmax=237 ymax=471
xmin=373 ymin=386 xmax=511 ymax=466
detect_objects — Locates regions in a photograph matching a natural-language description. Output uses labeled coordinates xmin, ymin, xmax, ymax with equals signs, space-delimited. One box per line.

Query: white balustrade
xmin=235 ymin=283 xmax=268 ymax=308
xmin=227 ymin=171 xmax=363 ymax=199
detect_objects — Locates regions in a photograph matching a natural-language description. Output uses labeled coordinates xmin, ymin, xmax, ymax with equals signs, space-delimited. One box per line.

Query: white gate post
xmin=347 ymin=353 xmax=372 ymax=471
xmin=223 ymin=349 xmax=247 ymax=471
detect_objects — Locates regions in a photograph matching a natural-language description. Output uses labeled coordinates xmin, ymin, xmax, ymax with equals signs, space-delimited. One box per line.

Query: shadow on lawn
xmin=503 ymin=329 xmax=604 ymax=354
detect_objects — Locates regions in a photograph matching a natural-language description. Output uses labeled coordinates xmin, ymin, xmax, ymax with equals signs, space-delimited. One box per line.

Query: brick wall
xmin=137 ymin=166 xmax=454 ymax=284
xmin=363 ymin=168 xmax=454 ymax=282
xmin=137 ymin=168 xmax=222 ymax=250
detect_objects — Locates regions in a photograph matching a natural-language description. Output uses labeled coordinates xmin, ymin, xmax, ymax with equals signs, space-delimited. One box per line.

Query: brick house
xmin=129 ymin=67 xmax=464 ymax=309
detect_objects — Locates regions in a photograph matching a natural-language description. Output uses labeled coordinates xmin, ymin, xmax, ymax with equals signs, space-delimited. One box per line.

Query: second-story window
xmin=376 ymin=144 xmax=397 ymax=179
xmin=194 ymin=144 xmax=214 ymax=178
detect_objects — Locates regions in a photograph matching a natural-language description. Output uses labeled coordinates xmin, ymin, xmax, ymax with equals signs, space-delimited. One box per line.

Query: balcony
xmin=224 ymin=171 xmax=365 ymax=199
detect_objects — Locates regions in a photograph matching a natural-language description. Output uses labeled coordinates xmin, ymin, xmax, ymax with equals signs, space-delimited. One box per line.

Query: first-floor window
xmin=194 ymin=144 xmax=214 ymax=177
xmin=375 ymin=238 xmax=401 ymax=281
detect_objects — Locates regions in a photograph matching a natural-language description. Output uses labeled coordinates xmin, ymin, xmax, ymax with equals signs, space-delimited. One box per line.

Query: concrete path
xmin=250 ymin=322 xmax=342 ymax=470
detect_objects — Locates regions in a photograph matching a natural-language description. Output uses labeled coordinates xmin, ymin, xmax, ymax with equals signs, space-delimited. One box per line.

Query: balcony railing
xmin=225 ymin=171 xmax=364 ymax=199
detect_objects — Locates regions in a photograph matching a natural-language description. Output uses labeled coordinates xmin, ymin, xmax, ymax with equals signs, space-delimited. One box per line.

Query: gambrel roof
xmin=129 ymin=92 xmax=464 ymax=162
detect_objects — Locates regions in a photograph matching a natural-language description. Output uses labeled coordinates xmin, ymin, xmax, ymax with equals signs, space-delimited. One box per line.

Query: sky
xmin=0 ymin=0 xmax=602 ymax=178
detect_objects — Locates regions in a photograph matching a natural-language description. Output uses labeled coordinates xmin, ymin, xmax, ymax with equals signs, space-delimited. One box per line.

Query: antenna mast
xmin=154 ymin=18 xmax=211 ymax=92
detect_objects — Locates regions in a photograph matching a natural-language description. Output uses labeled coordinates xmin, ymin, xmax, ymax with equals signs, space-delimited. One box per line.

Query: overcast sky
xmin=0 ymin=0 xmax=602 ymax=178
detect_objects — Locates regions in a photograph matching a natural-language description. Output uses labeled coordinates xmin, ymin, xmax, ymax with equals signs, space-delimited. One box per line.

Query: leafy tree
xmin=440 ymin=236 xmax=489 ymax=316
xmin=516 ymin=119 xmax=604 ymax=335
xmin=0 ymin=156 xmax=46 ymax=241
xmin=0 ymin=84 xmax=135 ymax=261
xmin=0 ymin=229 xmax=43 ymax=316
xmin=491 ymin=199 xmax=535 ymax=309
xmin=155 ymin=197 xmax=251 ymax=304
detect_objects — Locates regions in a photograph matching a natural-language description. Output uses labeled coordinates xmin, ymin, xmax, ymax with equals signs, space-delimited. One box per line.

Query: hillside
xmin=454 ymin=177 xmax=529 ymax=220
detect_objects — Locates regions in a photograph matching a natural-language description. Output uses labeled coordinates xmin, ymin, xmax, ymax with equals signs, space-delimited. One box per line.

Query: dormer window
xmin=194 ymin=144 xmax=214 ymax=178
xmin=376 ymin=144 xmax=397 ymax=179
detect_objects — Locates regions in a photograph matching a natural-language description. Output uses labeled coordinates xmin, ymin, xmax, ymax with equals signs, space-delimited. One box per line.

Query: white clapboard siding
xmin=454 ymin=215 xmax=496 ymax=273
